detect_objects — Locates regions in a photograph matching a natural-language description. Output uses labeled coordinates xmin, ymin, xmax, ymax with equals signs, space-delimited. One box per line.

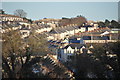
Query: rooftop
xmin=64 ymin=44 xmax=86 ymax=49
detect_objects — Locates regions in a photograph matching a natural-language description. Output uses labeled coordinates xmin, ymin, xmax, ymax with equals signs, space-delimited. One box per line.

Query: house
xmin=19 ymin=22 xmax=31 ymax=29
xmin=57 ymin=44 xmax=86 ymax=62
xmin=19 ymin=24 xmax=31 ymax=38
xmin=0 ymin=13 xmax=23 ymax=22
xmin=80 ymin=23 xmax=99 ymax=32
xmin=32 ymin=23 xmax=52 ymax=34
xmin=48 ymin=24 xmax=81 ymax=40
xmin=34 ymin=18 xmax=60 ymax=28
xmin=76 ymin=27 xmax=118 ymax=43
xmin=87 ymin=45 xmax=94 ymax=54
xmin=69 ymin=36 xmax=84 ymax=44
xmin=1 ymin=21 xmax=21 ymax=33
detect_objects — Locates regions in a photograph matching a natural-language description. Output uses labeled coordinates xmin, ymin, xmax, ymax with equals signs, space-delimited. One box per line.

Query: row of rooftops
xmin=1 ymin=11 xmax=119 ymax=36
xmin=48 ymin=27 xmax=119 ymax=43
xmin=1 ymin=21 xmax=32 ymax=32
xmin=37 ymin=23 xmax=51 ymax=28
xmin=1 ymin=20 xmax=51 ymax=28
xmin=31 ymin=23 xmax=51 ymax=30
xmin=48 ymin=39 xmax=93 ymax=50
xmin=34 ymin=18 xmax=60 ymax=22
xmin=49 ymin=26 xmax=79 ymax=34
xmin=1 ymin=21 xmax=20 ymax=29
xmin=76 ymin=27 xmax=111 ymax=35
xmin=63 ymin=44 xmax=86 ymax=49
xmin=0 ymin=14 xmax=22 ymax=18
xmin=0 ymin=10 xmax=31 ymax=23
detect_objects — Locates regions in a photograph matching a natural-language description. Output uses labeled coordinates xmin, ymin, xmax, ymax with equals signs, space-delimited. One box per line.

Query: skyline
xmin=2 ymin=2 xmax=118 ymax=21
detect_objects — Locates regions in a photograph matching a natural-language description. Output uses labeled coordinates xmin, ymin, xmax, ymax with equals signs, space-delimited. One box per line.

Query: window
xmin=67 ymin=55 xmax=74 ymax=60
xmin=58 ymin=53 xmax=61 ymax=58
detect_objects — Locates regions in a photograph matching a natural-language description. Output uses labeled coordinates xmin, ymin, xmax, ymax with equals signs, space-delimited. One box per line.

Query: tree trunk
xmin=2 ymin=56 xmax=13 ymax=78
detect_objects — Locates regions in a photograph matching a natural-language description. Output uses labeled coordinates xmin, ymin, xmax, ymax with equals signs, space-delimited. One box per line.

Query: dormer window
xmin=75 ymin=47 xmax=77 ymax=51
xmin=81 ymin=46 xmax=86 ymax=49
xmin=89 ymin=45 xmax=94 ymax=49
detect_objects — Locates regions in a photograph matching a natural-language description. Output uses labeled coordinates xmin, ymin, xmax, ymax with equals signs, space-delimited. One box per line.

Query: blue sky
xmin=2 ymin=2 xmax=118 ymax=21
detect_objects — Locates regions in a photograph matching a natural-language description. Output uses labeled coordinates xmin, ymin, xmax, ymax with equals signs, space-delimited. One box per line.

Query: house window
xmin=22 ymin=32 xmax=27 ymax=35
xmin=67 ymin=55 xmax=74 ymax=60
xmin=67 ymin=50 xmax=71 ymax=53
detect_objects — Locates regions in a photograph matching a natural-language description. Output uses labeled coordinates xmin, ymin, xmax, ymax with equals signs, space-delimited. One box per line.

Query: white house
xmin=57 ymin=44 xmax=86 ymax=62
xmin=19 ymin=24 xmax=31 ymax=38
xmin=48 ymin=25 xmax=81 ymax=40
xmin=33 ymin=23 xmax=52 ymax=34
xmin=80 ymin=23 xmax=99 ymax=32
xmin=0 ymin=14 xmax=23 ymax=22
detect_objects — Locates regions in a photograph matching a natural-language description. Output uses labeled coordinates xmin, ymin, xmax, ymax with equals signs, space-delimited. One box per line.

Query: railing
xmin=84 ymin=40 xmax=117 ymax=43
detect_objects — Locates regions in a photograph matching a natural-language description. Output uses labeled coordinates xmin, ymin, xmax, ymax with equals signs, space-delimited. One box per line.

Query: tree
xmin=92 ymin=44 xmax=106 ymax=60
xmin=111 ymin=20 xmax=119 ymax=28
xmin=105 ymin=19 xmax=110 ymax=27
xmin=2 ymin=29 xmax=23 ymax=78
xmin=14 ymin=9 xmax=27 ymax=18
xmin=62 ymin=17 xmax=69 ymax=19
xmin=0 ymin=9 xmax=5 ymax=14
xmin=109 ymin=41 xmax=120 ymax=77
xmin=77 ymin=15 xmax=84 ymax=17
xmin=97 ymin=21 xmax=105 ymax=27
xmin=2 ymin=29 xmax=48 ymax=78
xmin=74 ymin=52 xmax=106 ymax=78
xmin=118 ymin=18 xmax=120 ymax=24
xmin=91 ymin=43 xmax=120 ymax=78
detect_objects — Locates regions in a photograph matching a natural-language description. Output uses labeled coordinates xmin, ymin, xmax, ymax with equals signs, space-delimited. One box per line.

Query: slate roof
xmin=49 ymin=26 xmax=79 ymax=34
xmin=2 ymin=22 xmax=20 ymax=29
xmin=31 ymin=23 xmax=51 ymax=30
xmin=82 ymin=25 xmax=93 ymax=27
xmin=49 ymin=29 xmax=58 ymax=34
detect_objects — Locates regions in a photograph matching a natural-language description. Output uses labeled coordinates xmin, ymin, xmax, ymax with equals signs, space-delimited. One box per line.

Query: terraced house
xmin=0 ymin=10 xmax=23 ymax=22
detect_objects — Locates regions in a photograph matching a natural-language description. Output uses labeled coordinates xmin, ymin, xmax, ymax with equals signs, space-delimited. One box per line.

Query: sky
xmin=1 ymin=0 xmax=120 ymax=2
xmin=1 ymin=2 xmax=119 ymax=21
xmin=118 ymin=1 xmax=120 ymax=21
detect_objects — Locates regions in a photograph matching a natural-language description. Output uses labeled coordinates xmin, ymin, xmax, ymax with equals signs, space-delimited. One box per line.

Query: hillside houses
xmin=0 ymin=14 xmax=23 ymax=22
xmin=75 ymin=27 xmax=119 ymax=43
xmin=48 ymin=24 xmax=80 ymax=40
xmin=34 ymin=18 xmax=60 ymax=28
xmin=0 ymin=21 xmax=31 ymax=39
xmin=32 ymin=23 xmax=52 ymax=34
xmin=47 ymin=22 xmax=100 ymax=40
xmin=19 ymin=24 xmax=31 ymax=38
xmin=47 ymin=35 xmax=94 ymax=62
xmin=0 ymin=21 xmax=21 ymax=33
xmin=0 ymin=10 xmax=33 ymax=39
xmin=80 ymin=22 xmax=99 ymax=32
xmin=57 ymin=44 xmax=86 ymax=62
xmin=48 ymin=26 xmax=119 ymax=63
xmin=0 ymin=10 xmax=23 ymax=22
xmin=56 ymin=43 xmax=94 ymax=62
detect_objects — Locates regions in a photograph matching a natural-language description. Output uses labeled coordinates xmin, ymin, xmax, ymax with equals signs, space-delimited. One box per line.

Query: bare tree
xmin=2 ymin=29 xmax=48 ymax=78
xmin=14 ymin=9 xmax=27 ymax=18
